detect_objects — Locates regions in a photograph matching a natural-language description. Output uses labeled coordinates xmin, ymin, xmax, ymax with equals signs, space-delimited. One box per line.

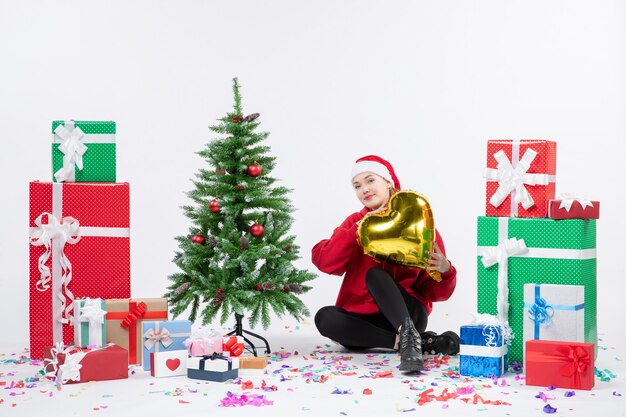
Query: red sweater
xmin=311 ymin=207 xmax=457 ymax=315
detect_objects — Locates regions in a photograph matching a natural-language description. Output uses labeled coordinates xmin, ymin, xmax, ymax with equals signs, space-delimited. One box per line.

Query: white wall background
xmin=1 ymin=0 xmax=624 ymax=347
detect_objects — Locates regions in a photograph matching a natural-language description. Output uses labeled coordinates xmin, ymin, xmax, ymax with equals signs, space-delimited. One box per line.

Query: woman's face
xmin=352 ymin=172 xmax=391 ymax=210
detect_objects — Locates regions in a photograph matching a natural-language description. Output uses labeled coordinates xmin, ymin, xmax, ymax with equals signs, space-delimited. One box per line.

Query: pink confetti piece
xmin=363 ymin=388 xmax=372 ymax=395
xmin=219 ymin=391 xmax=273 ymax=407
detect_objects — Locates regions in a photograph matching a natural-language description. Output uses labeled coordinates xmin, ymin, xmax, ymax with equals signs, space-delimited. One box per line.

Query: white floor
xmin=1 ymin=322 xmax=624 ymax=417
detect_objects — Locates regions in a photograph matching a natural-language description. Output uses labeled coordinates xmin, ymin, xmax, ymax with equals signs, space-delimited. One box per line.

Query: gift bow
xmin=53 ymin=122 xmax=88 ymax=183
xmin=43 ymin=343 xmax=86 ymax=384
xmin=29 ymin=212 xmax=81 ymax=324
xmin=143 ymin=327 xmax=173 ymax=350
xmin=470 ymin=313 xmax=513 ymax=347
xmin=557 ymin=193 xmax=595 ymax=212
xmin=558 ymin=345 xmax=590 ymax=381
xmin=120 ymin=301 xmax=147 ymax=328
xmin=484 ymin=148 xmax=550 ymax=210
xmin=528 ymin=296 xmax=554 ymax=327
xmin=78 ymin=298 xmax=107 ymax=326
xmin=223 ymin=336 xmax=245 ymax=356
xmin=480 ymin=237 xmax=527 ymax=324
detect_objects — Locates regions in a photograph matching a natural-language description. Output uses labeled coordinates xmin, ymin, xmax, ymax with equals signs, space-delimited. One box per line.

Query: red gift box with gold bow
xmin=525 ymin=340 xmax=594 ymax=390
xmin=105 ymin=298 xmax=168 ymax=364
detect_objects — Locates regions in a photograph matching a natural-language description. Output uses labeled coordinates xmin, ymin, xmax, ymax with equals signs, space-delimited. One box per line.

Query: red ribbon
xmin=106 ymin=300 xmax=167 ymax=364
xmin=223 ymin=336 xmax=244 ymax=357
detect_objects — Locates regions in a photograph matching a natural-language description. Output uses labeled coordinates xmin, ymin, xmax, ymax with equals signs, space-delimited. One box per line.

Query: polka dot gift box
xmin=29 ymin=181 xmax=131 ymax=359
xmin=476 ymin=216 xmax=596 ymax=364
xmin=483 ymin=140 xmax=557 ymax=218
xmin=51 ymin=120 xmax=116 ymax=183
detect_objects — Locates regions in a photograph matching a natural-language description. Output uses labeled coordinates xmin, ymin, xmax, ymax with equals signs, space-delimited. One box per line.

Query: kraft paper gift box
xmin=238 ymin=356 xmax=269 ymax=376
xmin=477 ymin=216 xmax=597 ymax=364
xmin=142 ymin=320 xmax=192 ymax=371
xmin=73 ymin=298 xmax=107 ymax=348
xmin=187 ymin=354 xmax=239 ymax=382
xmin=459 ymin=325 xmax=508 ymax=377
xmin=483 ymin=140 xmax=556 ymax=218
xmin=44 ymin=343 xmax=128 ymax=384
xmin=29 ymin=181 xmax=131 ymax=359
xmin=548 ymin=198 xmax=600 ymax=220
xmin=525 ymin=340 xmax=594 ymax=390
xmin=52 ymin=120 xmax=116 ymax=183
xmin=523 ymin=284 xmax=585 ymax=357
xmin=150 ymin=350 xmax=188 ymax=378
xmin=105 ymin=298 xmax=168 ymax=365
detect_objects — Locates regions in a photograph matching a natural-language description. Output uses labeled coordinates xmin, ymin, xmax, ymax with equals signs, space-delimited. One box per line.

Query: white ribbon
xmin=53 ymin=121 xmax=88 ymax=183
xmin=557 ymin=193 xmax=594 ymax=212
xmin=459 ymin=344 xmax=508 ymax=358
xmin=479 ymin=237 xmax=528 ymax=324
xmin=77 ymin=298 xmax=107 ymax=346
xmin=143 ymin=327 xmax=173 ymax=350
xmin=469 ymin=313 xmax=514 ymax=347
xmin=29 ymin=212 xmax=81 ymax=325
xmin=483 ymin=145 xmax=551 ymax=216
xmin=43 ymin=343 xmax=87 ymax=384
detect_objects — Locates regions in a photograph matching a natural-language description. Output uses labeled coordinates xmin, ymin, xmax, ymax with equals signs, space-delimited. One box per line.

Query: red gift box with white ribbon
xmin=525 ymin=339 xmax=594 ymax=390
xmin=29 ymin=182 xmax=131 ymax=359
xmin=483 ymin=140 xmax=557 ymax=218
xmin=43 ymin=343 xmax=128 ymax=384
xmin=548 ymin=196 xmax=600 ymax=220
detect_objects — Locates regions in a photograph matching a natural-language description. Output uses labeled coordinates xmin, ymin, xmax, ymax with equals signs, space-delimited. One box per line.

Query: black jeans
xmin=314 ymin=267 xmax=428 ymax=350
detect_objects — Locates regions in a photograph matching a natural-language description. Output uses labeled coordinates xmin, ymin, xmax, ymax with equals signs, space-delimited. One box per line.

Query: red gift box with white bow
xmin=29 ymin=182 xmax=131 ymax=359
xmin=525 ymin=339 xmax=594 ymax=390
xmin=483 ymin=140 xmax=557 ymax=218
xmin=43 ymin=343 xmax=128 ymax=384
xmin=548 ymin=197 xmax=600 ymax=220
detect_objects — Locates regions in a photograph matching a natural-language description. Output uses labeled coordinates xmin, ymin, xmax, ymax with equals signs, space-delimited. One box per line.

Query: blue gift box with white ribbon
xmin=523 ymin=283 xmax=585 ymax=356
xmin=141 ymin=320 xmax=192 ymax=371
xmin=459 ymin=325 xmax=508 ymax=377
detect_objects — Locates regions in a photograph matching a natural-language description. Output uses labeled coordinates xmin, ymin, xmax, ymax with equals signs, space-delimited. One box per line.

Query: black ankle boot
xmin=398 ymin=317 xmax=424 ymax=372
xmin=421 ymin=330 xmax=460 ymax=355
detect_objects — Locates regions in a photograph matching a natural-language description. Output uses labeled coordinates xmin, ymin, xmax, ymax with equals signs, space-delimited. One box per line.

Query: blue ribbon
xmin=524 ymin=284 xmax=584 ymax=339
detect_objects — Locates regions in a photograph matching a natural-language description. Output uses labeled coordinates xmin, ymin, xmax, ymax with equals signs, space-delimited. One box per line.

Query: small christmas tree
xmin=166 ymin=78 xmax=315 ymax=330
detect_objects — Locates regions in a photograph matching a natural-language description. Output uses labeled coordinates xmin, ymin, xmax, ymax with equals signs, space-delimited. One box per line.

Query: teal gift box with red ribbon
xmin=523 ymin=283 xmax=585 ymax=360
xmin=525 ymin=340 xmax=594 ymax=390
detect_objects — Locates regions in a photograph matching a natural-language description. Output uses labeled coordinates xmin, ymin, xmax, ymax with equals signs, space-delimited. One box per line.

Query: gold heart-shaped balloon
xmin=357 ymin=191 xmax=440 ymax=280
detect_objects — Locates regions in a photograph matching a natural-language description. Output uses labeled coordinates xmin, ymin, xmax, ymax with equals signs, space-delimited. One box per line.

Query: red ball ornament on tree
xmin=191 ymin=233 xmax=206 ymax=245
xmin=235 ymin=184 xmax=244 ymax=191
xmin=250 ymin=223 xmax=264 ymax=237
xmin=255 ymin=284 xmax=263 ymax=291
xmin=247 ymin=163 xmax=262 ymax=177
xmin=209 ymin=199 xmax=221 ymax=213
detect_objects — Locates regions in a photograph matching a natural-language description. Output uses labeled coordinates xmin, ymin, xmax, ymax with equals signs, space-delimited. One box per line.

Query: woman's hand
xmin=426 ymin=242 xmax=450 ymax=273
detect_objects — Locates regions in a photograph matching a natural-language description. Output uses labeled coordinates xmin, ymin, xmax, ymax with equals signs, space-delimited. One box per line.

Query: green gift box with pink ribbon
xmin=51 ymin=120 xmax=116 ymax=183
xmin=476 ymin=216 xmax=596 ymax=364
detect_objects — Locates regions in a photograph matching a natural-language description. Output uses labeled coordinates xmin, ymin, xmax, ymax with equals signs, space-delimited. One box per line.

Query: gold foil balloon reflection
xmin=357 ymin=191 xmax=441 ymax=281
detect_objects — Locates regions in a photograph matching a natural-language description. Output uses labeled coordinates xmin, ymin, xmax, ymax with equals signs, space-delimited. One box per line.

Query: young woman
xmin=312 ymin=155 xmax=459 ymax=372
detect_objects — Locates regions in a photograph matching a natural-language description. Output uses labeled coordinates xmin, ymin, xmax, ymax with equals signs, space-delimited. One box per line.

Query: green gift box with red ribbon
xmin=105 ymin=298 xmax=168 ymax=365
xmin=476 ymin=216 xmax=596 ymax=364
xmin=525 ymin=340 xmax=594 ymax=390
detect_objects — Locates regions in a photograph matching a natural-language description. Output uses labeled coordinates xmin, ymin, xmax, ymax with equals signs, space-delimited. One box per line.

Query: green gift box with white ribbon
xmin=52 ymin=120 xmax=116 ymax=183
xmin=476 ymin=216 xmax=596 ymax=364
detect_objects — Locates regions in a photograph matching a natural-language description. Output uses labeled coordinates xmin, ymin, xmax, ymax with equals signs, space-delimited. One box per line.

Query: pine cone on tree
xmin=209 ymin=288 xmax=224 ymax=307
xmin=240 ymin=236 xmax=249 ymax=250
xmin=243 ymin=113 xmax=260 ymax=122
xmin=261 ymin=281 xmax=276 ymax=291
xmin=174 ymin=282 xmax=191 ymax=295
xmin=287 ymin=283 xmax=303 ymax=294
xmin=207 ymin=235 xmax=217 ymax=248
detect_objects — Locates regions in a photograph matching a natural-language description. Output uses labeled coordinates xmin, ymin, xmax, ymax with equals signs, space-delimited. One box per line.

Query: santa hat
xmin=351 ymin=155 xmax=401 ymax=189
